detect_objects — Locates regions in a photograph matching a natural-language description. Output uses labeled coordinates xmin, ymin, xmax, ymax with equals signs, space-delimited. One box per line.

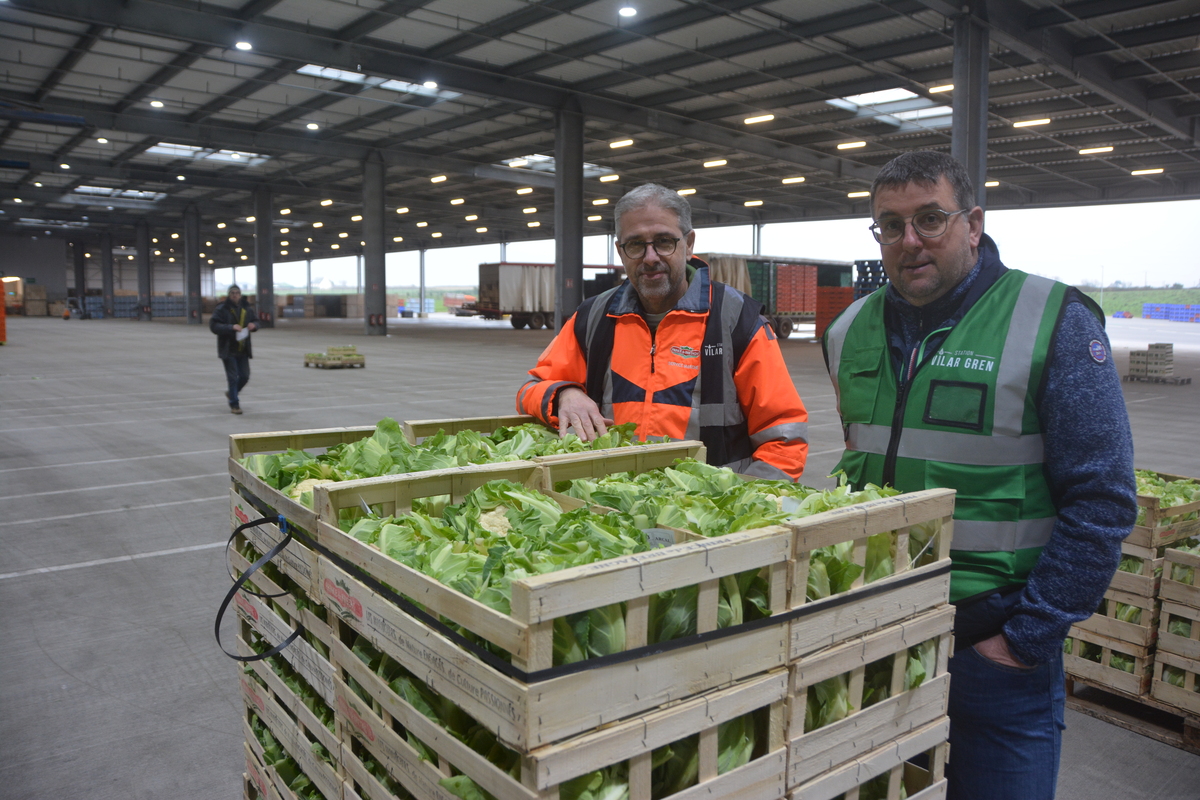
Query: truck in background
xmin=475 ymin=263 xmax=623 ymax=329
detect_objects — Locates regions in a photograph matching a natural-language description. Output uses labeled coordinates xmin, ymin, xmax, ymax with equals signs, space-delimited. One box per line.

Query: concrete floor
xmin=1 ymin=312 xmax=1198 ymax=799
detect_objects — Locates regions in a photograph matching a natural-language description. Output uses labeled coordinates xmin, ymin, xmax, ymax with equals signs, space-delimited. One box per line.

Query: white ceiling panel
xmin=455 ymin=38 xmax=536 ymax=68
xmin=264 ymin=0 xmax=389 ymax=33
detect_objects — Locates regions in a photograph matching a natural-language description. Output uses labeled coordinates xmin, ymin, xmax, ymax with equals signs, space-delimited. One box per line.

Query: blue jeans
xmin=946 ymin=645 xmax=1065 ymax=800
xmin=222 ymin=354 xmax=250 ymax=407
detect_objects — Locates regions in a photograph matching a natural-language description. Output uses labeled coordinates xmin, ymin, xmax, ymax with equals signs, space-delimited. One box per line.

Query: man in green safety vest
xmin=824 ymin=151 xmax=1136 ymax=800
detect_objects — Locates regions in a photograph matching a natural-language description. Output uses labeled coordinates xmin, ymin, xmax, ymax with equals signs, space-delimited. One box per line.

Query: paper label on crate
xmin=643 ymin=528 xmax=676 ymax=549
xmin=336 ymin=692 xmax=377 ymax=742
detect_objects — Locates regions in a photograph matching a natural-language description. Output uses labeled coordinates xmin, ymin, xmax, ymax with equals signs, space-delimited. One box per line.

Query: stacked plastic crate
xmin=853 ymin=260 xmax=888 ymax=300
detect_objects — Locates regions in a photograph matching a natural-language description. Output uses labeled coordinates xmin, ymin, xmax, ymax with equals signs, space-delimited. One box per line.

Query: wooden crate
xmin=234 ymin=586 xmax=337 ymax=708
xmin=1161 ymin=548 xmax=1200 ymax=609
xmin=1064 ymin=627 xmax=1153 ymax=697
xmin=1072 ymin=586 xmax=1160 ymax=648
xmin=242 ymin=674 xmax=344 ymax=800
xmin=788 ymin=718 xmax=949 ymax=800
xmin=785 ymin=490 xmax=955 ymax=659
xmin=312 ymin=464 xmax=792 ymax=749
xmin=244 ymin=742 xmax=280 ymax=800
xmin=328 ymin=345 xmax=358 ymax=355
xmin=232 ymin=489 xmax=321 ymax=598
xmin=336 ymin=654 xmax=787 ymax=800
xmin=1151 ymin=650 xmax=1200 ymax=717
xmin=786 ymin=606 xmax=953 ymax=789
xmin=1158 ymin=601 xmax=1200 ymax=662
xmin=402 ymin=414 xmax=535 ymax=443
xmin=1109 ymin=540 xmax=1163 ymax=597
xmin=1132 ymin=471 xmax=1200 ymax=548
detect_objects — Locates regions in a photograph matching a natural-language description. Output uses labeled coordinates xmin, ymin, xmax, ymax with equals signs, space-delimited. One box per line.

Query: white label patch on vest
xmin=930 ymin=348 xmax=996 ymax=373
xmin=1089 ymin=340 xmax=1107 ymax=363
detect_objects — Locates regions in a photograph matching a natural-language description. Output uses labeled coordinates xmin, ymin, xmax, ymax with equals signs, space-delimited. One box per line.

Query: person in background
xmin=517 ymin=183 xmax=809 ymax=480
xmin=209 ymin=284 xmax=258 ymax=415
xmin=823 ymin=150 xmax=1136 ymax=799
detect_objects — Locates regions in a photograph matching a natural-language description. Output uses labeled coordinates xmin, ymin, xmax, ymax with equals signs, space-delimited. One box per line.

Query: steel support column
xmin=72 ymin=240 xmax=86 ymax=302
xmin=136 ymin=220 xmax=152 ymax=319
xmin=184 ymin=205 xmax=202 ymax=323
xmin=952 ymin=7 xmax=990 ymax=210
xmin=554 ymin=104 xmax=584 ymax=328
xmin=418 ymin=249 xmax=427 ymax=318
xmin=254 ymin=188 xmax=275 ymax=327
xmin=100 ymin=232 xmax=114 ymax=317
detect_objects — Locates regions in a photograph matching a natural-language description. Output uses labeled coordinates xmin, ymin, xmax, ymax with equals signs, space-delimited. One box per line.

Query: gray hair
xmin=870 ymin=151 xmax=976 ymax=215
xmin=613 ymin=184 xmax=693 ymax=240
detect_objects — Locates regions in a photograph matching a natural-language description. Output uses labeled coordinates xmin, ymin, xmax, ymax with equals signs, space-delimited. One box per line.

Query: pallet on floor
xmin=1123 ymin=374 xmax=1192 ymax=385
xmin=1066 ymin=676 xmax=1200 ymax=757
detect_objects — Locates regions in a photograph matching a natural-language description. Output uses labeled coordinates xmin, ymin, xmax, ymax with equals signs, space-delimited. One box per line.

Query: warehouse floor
xmin=1 ymin=313 xmax=1198 ymax=800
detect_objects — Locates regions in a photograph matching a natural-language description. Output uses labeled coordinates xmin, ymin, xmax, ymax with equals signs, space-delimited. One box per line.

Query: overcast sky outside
xmin=217 ymin=197 xmax=1200 ymax=292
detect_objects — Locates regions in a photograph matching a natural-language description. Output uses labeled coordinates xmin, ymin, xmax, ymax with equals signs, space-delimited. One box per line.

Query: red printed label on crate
xmin=246 ymin=753 xmax=269 ymax=795
xmin=234 ymin=504 xmax=250 ymax=525
xmin=337 ymin=694 xmax=377 ymax=742
xmin=324 ymin=577 xmax=364 ymax=620
xmin=235 ymin=592 xmax=260 ymax=621
xmin=242 ymin=678 xmax=267 ymax=714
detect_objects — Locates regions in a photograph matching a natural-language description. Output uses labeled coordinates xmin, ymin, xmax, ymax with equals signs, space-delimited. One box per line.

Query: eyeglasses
xmin=869 ymin=208 xmax=968 ymax=245
xmin=618 ymin=236 xmax=681 ymax=259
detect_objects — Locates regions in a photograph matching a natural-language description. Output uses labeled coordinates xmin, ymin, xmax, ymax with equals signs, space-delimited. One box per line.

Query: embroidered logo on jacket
xmin=1089 ymin=340 xmax=1107 ymax=363
xmin=670 ymin=345 xmax=701 ymax=359
xmin=703 ymin=343 xmax=723 ymax=357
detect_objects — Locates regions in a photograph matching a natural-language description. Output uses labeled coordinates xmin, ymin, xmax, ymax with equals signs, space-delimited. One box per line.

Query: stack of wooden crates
xmin=226 ymin=416 xmax=959 ymax=800
xmin=1128 ymin=343 xmax=1173 ymax=380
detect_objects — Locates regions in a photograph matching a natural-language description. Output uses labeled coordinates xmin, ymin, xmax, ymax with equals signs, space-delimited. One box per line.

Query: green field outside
xmin=1078 ymin=288 xmax=1200 ymax=317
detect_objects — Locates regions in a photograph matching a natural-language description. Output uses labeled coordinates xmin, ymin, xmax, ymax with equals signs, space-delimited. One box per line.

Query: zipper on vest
xmin=884 ymin=325 xmax=953 ymax=485
xmin=650 ymin=340 xmax=657 ymax=373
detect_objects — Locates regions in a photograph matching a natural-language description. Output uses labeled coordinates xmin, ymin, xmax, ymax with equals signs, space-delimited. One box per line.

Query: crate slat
xmin=242 ymin=676 xmax=343 ymax=800
xmin=1151 ymin=650 xmax=1200 ymax=717
xmin=1158 ymin=601 xmax=1200 ymax=662
xmin=1161 ymin=549 xmax=1200 ymax=609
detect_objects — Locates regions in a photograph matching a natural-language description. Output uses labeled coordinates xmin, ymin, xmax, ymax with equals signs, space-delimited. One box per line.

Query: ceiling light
xmin=33 ymin=182 xmax=41 ymax=187
xmin=417 ymin=221 xmax=428 ymax=227
xmin=331 ymin=244 xmax=340 ymax=250
xmin=450 ymin=198 xmax=464 ymax=205
xmin=171 ymin=232 xmax=179 ymax=239
xmin=234 ymin=247 xmax=242 ymax=253
xmin=206 ymin=241 xmax=213 ymax=246
xmin=508 ymin=159 xmax=528 ymax=168
xmin=168 ymin=257 xmax=175 ymax=262
xmin=177 ymin=175 xmax=185 ymax=180
xmin=465 ymin=214 xmax=478 ymax=221
xmin=208 ymin=259 xmax=214 ymax=264
xmin=1079 ymin=146 xmax=1114 ymax=155
xmin=619 ymin=7 xmax=637 ymax=17
xmin=610 ymin=139 xmax=634 ymax=148
xmin=476 ymin=227 xmax=488 ymax=233
xmin=304 ymin=247 xmax=310 ymax=252
xmin=1131 ymin=168 xmax=1164 ymax=175
xmin=744 ymin=114 xmax=774 ymax=125
xmin=150 ymin=100 xmax=164 ymax=108
xmin=280 ymin=240 xmax=289 ymax=246
xmin=60 ymin=163 xmax=70 ymax=169
xmin=279 ymin=228 xmax=288 ymax=235
xmin=392 ymin=236 xmax=403 ymax=242
xmin=312 ymin=221 xmax=323 ymax=228
xmin=984 ymin=181 xmax=1000 ymax=187
xmin=593 ymin=198 xmax=609 ymax=205
xmin=1012 ymin=118 xmax=1051 ymax=128
xmin=599 ymin=174 xmax=619 ymax=182
xmin=351 ymin=214 xmax=363 ymax=221
xmin=837 ymin=141 xmax=867 ymax=150
xmin=228 ymin=236 xmax=237 ymax=242
xmin=245 ymin=216 xmax=256 ymax=222
xmin=153 ymin=250 xmax=161 ymax=256
xmin=848 ymin=191 xmax=871 ymax=198
xmin=241 ymin=254 xmax=248 ymax=260
xmin=360 ymin=241 xmax=365 ymax=246
xmin=96 ymin=137 xmax=108 ymax=144
xmin=423 ymin=81 xmax=438 ymax=89
xmin=339 ymin=232 xmax=349 ymax=238
xmin=703 ymin=159 xmax=727 ymax=168
xmin=677 ymin=188 xmax=696 ymax=196
xmin=280 ymin=208 xmax=291 ymax=215
xmin=523 ymin=207 xmax=537 ymax=214
xmin=528 ymin=221 xmax=540 ymax=228
xmin=128 ymin=255 xmax=135 ymax=260
xmin=13 ymin=198 xmax=21 ymax=203
xmin=516 ymin=187 xmax=533 ymax=194
xmin=235 ymin=41 xmax=252 ymax=51
xmin=587 ymin=215 xmax=602 ymax=221
xmin=430 ymin=175 xmax=447 ymax=183
xmin=320 ymin=199 xmax=333 ymax=206
xmin=306 ymin=123 xmax=319 ymax=130
xmin=431 ymin=232 xmax=442 ymax=238
xmin=929 ymin=84 xmax=953 ymax=93
xmin=782 ymin=177 xmax=805 ymax=185
xmin=396 ymin=207 xmax=409 ymax=214
xmin=280 ymin=250 xmax=287 ymax=255
xmin=218 ymin=222 xmax=226 ymax=229
xmin=744 ymin=200 xmax=763 ymax=207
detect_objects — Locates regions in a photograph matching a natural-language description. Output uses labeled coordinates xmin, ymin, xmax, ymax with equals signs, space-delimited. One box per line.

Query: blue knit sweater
xmin=884 ymin=234 xmax=1137 ymax=666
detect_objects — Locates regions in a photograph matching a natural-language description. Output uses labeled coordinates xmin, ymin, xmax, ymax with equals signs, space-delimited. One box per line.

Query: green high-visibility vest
xmin=825 ymin=269 xmax=1078 ymax=602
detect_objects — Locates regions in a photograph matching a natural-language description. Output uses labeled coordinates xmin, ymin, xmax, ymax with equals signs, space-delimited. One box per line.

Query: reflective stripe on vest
xmin=953 ymin=517 xmax=1057 ymax=552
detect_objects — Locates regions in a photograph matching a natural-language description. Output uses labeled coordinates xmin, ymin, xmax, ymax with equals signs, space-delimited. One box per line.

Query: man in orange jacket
xmin=517 ymin=184 xmax=809 ymax=480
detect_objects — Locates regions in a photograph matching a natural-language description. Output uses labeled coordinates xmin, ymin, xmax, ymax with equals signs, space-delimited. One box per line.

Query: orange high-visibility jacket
xmin=517 ymin=267 xmax=809 ymax=480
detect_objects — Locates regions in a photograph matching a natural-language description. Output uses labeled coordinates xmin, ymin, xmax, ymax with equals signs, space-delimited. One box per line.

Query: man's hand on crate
xmin=974 ymin=633 xmax=1032 ymax=669
xmin=556 ymin=387 xmax=614 ymax=441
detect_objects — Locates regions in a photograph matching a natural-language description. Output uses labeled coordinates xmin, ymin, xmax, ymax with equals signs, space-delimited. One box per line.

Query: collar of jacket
xmin=608 ymin=263 xmax=712 ymax=316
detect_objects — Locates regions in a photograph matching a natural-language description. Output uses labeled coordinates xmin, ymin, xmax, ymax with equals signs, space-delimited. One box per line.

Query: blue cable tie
xmin=277 ymin=515 xmax=288 ymax=533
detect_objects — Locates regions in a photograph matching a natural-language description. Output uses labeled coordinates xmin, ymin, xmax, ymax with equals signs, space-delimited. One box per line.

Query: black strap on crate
xmin=214 ymin=514 xmax=307 ymax=662
xmin=223 ymin=483 xmax=951 ymax=683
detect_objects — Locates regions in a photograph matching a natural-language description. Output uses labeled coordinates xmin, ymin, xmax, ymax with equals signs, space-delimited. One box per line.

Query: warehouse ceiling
xmin=2 ymin=0 xmax=1200 ymax=264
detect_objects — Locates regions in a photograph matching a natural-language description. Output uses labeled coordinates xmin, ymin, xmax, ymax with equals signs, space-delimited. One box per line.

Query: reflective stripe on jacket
xmin=825 ymin=270 xmax=1072 ymax=601
xmin=517 ymin=267 xmax=809 ymax=480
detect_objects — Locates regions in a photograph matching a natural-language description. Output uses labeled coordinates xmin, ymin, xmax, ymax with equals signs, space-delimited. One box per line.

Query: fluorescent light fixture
xmin=619 ymin=7 xmax=637 ymax=17
xmin=416 ymin=221 xmax=428 ymax=227
xmin=984 ymin=181 xmax=999 ymax=187
xmin=320 ymin=199 xmax=333 ymax=206
xmin=1079 ymin=146 xmax=1114 ymax=155
xmin=312 ymin=221 xmax=323 ymax=228
xmin=60 ymin=163 xmax=70 ymax=169
xmin=587 ymin=215 xmax=602 ymax=221
xmin=782 ymin=176 xmax=805 ymax=184
xmin=610 ymin=139 xmax=634 ymax=148
xmin=217 ymin=223 xmax=226 ymax=229
xmin=837 ymin=141 xmax=867 ymax=150
xmin=396 ymin=207 xmax=409 ymax=214
xmin=331 ymin=244 xmax=339 ymax=249
xmin=744 ymin=200 xmax=763 ymax=207
xmin=150 ymin=100 xmax=164 ymax=108
xmin=1131 ymin=168 xmax=1164 ymax=175
xmin=599 ymin=174 xmax=619 ymax=182
xmin=235 ymin=41 xmax=252 ymax=51
xmin=245 ymin=216 xmax=256 ymax=222
xmin=465 ymin=214 xmax=478 ymax=221
xmin=848 ymin=191 xmax=871 ymax=198
xmin=33 ymin=182 xmax=41 ymax=187
xmin=431 ymin=232 xmax=442 ymax=238
xmin=744 ymin=114 xmax=774 ymax=124
xmin=523 ymin=207 xmax=537 ymax=214
xmin=228 ymin=236 xmax=237 ymax=242
xmin=929 ymin=84 xmax=953 ymax=93
xmin=677 ymin=188 xmax=696 ymax=196
xmin=703 ymin=159 xmax=727 ymax=168
xmin=593 ymin=198 xmax=609 ymax=205
xmin=168 ymin=257 xmax=175 ymax=263
xmin=430 ymin=175 xmax=447 ymax=183
xmin=306 ymin=123 xmax=319 ymax=130
xmin=423 ymin=81 xmax=438 ymax=89
xmin=516 ymin=187 xmax=533 ymax=194
xmin=351 ymin=215 xmax=363 ymax=221
xmin=280 ymin=250 xmax=287 ymax=255
xmin=12 ymin=198 xmax=20 ymax=203
xmin=280 ymin=209 xmax=291 ymax=215
xmin=208 ymin=259 xmax=215 ymax=264
xmin=508 ymin=158 xmax=529 ymax=168
xmin=450 ymin=198 xmax=464 ymax=205
xmin=279 ymin=229 xmax=288 ymax=235
xmin=338 ymin=232 xmax=349 ymax=238
xmin=171 ymin=232 xmax=179 ymax=239
xmin=280 ymin=241 xmax=289 ymax=246
xmin=153 ymin=250 xmax=160 ymax=256
xmin=96 ymin=137 xmax=108 ymax=143
xmin=528 ymin=221 xmax=541 ymax=227
xmin=393 ymin=236 xmax=403 ymax=242
xmin=1013 ymin=118 xmax=1051 ymax=128
xmin=476 ymin=227 xmax=488 ymax=233
xmin=304 ymin=248 xmax=310 ymax=252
